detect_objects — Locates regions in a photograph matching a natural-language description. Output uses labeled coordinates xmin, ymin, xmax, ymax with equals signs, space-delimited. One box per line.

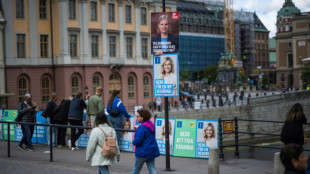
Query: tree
xmin=180 ymin=70 xmax=190 ymax=81
xmin=301 ymin=67 xmax=310 ymax=88
xmin=204 ymin=65 xmax=218 ymax=84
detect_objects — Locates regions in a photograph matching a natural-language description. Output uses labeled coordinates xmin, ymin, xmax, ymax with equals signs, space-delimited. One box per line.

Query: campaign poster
xmin=151 ymin=12 xmax=179 ymax=55
xmin=78 ymin=110 xmax=89 ymax=147
xmin=153 ymin=53 xmax=179 ymax=97
xmin=155 ymin=117 xmax=175 ymax=155
xmin=0 ymin=109 xmax=3 ymax=140
xmin=2 ymin=110 xmax=17 ymax=141
xmin=16 ymin=111 xmax=47 ymax=144
xmin=196 ymin=120 xmax=219 ymax=159
xmin=173 ymin=119 xmax=196 ymax=158
xmin=119 ymin=116 xmax=135 ymax=152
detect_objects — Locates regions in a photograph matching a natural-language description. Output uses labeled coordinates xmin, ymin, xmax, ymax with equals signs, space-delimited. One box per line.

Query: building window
xmin=70 ymin=34 xmax=78 ymax=57
xmin=288 ymin=53 xmax=293 ymax=68
xmin=42 ymin=77 xmax=50 ymax=102
xmin=18 ymin=78 xmax=27 ymax=103
xmin=16 ymin=0 xmax=24 ymax=18
xmin=126 ymin=37 xmax=133 ymax=58
xmin=39 ymin=0 xmax=47 ymax=19
xmin=109 ymin=36 xmax=116 ymax=57
xmin=92 ymin=75 xmax=100 ymax=94
xmin=141 ymin=38 xmax=148 ymax=59
xmin=90 ymin=1 xmax=97 ymax=21
xmin=40 ymin=35 xmax=48 ymax=58
xmin=128 ymin=76 xmax=134 ymax=99
xmin=143 ymin=76 xmax=150 ymax=98
xmin=69 ymin=0 xmax=76 ymax=20
xmin=17 ymin=34 xmax=25 ymax=58
xmin=108 ymin=3 xmax=115 ymax=22
xmin=125 ymin=5 xmax=131 ymax=23
xmin=91 ymin=35 xmax=99 ymax=57
xmin=141 ymin=7 xmax=147 ymax=25
xmin=72 ymin=76 xmax=79 ymax=95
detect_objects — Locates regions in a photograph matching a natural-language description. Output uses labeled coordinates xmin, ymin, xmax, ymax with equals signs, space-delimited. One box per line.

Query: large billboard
xmin=151 ymin=12 xmax=179 ymax=55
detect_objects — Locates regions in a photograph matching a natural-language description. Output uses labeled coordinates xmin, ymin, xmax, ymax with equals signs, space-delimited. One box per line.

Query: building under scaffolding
xmin=177 ymin=0 xmax=225 ymax=72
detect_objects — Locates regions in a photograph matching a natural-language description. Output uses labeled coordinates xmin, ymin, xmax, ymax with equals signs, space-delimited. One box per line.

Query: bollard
xmin=274 ymin=152 xmax=285 ymax=174
xmin=208 ymin=148 xmax=219 ymax=174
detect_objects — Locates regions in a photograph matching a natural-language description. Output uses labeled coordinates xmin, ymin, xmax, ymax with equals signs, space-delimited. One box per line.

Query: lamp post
xmin=187 ymin=62 xmax=193 ymax=89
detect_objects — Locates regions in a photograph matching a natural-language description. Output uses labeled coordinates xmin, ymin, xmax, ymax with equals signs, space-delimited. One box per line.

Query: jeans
xmin=109 ymin=116 xmax=123 ymax=146
xmin=132 ymin=157 xmax=157 ymax=174
xmin=19 ymin=124 xmax=33 ymax=149
xmin=69 ymin=119 xmax=84 ymax=148
xmin=98 ymin=166 xmax=109 ymax=174
xmin=46 ymin=117 xmax=57 ymax=146
xmin=21 ymin=124 xmax=34 ymax=146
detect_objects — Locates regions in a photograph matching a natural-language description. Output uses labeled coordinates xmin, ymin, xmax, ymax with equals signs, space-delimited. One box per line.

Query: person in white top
xmin=161 ymin=57 xmax=177 ymax=95
xmin=203 ymin=123 xmax=217 ymax=148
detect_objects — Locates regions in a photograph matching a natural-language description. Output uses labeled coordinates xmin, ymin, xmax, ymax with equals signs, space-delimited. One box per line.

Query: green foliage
xmin=180 ymin=70 xmax=190 ymax=81
xmin=262 ymin=75 xmax=269 ymax=85
xmin=301 ymin=67 xmax=310 ymax=88
xmin=192 ymin=70 xmax=205 ymax=81
xmin=204 ymin=65 xmax=218 ymax=84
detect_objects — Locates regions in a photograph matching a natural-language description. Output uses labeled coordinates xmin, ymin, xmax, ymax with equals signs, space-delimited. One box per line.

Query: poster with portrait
xmin=173 ymin=119 xmax=196 ymax=158
xmin=155 ymin=117 xmax=176 ymax=155
xmin=153 ymin=53 xmax=179 ymax=97
xmin=0 ymin=109 xmax=3 ymax=140
xmin=196 ymin=120 xmax=218 ymax=159
xmin=151 ymin=12 xmax=179 ymax=55
xmin=119 ymin=116 xmax=135 ymax=152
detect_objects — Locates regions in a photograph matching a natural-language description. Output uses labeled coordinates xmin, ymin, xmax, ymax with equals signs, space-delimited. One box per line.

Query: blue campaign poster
xmin=153 ymin=53 xmax=179 ymax=97
xmin=0 ymin=109 xmax=3 ymax=140
xmin=15 ymin=111 xmax=47 ymax=144
xmin=119 ymin=116 xmax=135 ymax=152
xmin=155 ymin=117 xmax=176 ymax=155
xmin=78 ymin=110 xmax=90 ymax=147
xmin=195 ymin=120 xmax=218 ymax=159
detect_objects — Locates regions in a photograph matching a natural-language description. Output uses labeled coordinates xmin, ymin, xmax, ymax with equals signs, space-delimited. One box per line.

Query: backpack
xmin=98 ymin=127 xmax=117 ymax=157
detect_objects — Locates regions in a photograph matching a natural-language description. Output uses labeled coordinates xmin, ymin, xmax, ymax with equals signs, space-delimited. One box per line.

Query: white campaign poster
xmin=153 ymin=53 xmax=179 ymax=97
xmin=196 ymin=120 xmax=218 ymax=159
xmin=155 ymin=117 xmax=175 ymax=155
xmin=119 ymin=116 xmax=135 ymax=152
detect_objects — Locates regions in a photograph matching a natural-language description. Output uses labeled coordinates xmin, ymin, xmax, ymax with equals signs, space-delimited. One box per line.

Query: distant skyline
xmin=233 ymin=0 xmax=310 ymax=37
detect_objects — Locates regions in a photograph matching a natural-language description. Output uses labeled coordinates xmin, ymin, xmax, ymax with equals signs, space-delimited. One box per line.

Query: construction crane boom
xmin=224 ymin=0 xmax=235 ymax=54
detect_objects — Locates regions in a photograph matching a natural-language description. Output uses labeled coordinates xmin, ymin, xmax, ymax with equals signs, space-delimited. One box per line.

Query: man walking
xmin=87 ymin=86 xmax=104 ymax=127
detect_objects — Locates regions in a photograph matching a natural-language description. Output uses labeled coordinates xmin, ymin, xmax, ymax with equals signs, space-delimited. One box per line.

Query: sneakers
xmin=71 ymin=147 xmax=79 ymax=151
xmin=28 ymin=148 xmax=35 ymax=152
xmin=18 ymin=145 xmax=25 ymax=151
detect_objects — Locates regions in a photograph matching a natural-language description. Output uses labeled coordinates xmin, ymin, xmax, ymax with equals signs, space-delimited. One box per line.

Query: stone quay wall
xmin=154 ymin=90 xmax=310 ymax=143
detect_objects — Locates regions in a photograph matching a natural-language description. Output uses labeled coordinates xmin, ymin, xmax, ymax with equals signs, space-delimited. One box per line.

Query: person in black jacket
xmin=45 ymin=92 xmax=58 ymax=147
xmin=54 ymin=96 xmax=72 ymax=147
xmin=280 ymin=144 xmax=308 ymax=174
xmin=68 ymin=92 xmax=86 ymax=150
xmin=281 ymin=103 xmax=307 ymax=146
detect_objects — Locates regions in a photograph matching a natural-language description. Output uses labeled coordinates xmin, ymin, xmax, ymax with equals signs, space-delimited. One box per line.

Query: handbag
xmin=110 ymin=109 xmax=120 ymax=118
xmin=98 ymin=127 xmax=117 ymax=157
xmin=41 ymin=111 xmax=47 ymax=118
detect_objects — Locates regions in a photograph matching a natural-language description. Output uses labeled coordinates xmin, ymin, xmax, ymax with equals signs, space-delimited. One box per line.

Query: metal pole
xmin=218 ymin=118 xmax=224 ymax=160
xmin=234 ymin=117 xmax=239 ymax=158
xmin=50 ymin=124 xmax=53 ymax=162
xmin=7 ymin=123 xmax=10 ymax=157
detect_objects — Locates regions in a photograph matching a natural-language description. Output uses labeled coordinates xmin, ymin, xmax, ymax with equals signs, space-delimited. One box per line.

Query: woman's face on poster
xmin=163 ymin=60 xmax=172 ymax=73
xmin=205 ymin=126 xmax=213 ymax=138
xmin=158 ymin=19 xmax=169 ymax=35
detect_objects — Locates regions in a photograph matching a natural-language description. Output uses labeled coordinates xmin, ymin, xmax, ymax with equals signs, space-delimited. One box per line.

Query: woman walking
xmin=45 ymin=92 xmax=58 ymax=147
xmin=86 ymin=111 xmax=120 ymax=174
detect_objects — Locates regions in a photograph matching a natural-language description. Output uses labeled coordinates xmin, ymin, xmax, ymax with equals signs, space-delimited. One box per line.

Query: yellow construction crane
xmin=223 ymin=0 xmax=235 ymax=55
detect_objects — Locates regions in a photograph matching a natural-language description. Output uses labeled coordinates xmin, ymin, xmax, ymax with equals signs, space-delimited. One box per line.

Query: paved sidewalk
xmin=0 ymin=141 xmax=273 ymax=174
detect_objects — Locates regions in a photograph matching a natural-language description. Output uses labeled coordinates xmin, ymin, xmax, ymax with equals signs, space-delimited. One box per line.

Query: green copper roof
xmin=277 ymin=0 xmax=300 ymax=18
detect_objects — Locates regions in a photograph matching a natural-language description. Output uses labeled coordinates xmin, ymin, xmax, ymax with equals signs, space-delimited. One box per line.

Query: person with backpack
xmin=86 ymin=111 xmax=120 ymax=174
xmin=132 ymin=109 xmax=160 ymax=174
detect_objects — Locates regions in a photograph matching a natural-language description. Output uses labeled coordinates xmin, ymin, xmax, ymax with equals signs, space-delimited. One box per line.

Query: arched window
xmin=128 ymin=75 xmax=135 ymax=99
xmin=18 ymin=77 xmax=27 ymax=102
xmin=109 ymin=73 xmax=121 ymax=94
xmin=93 ymin=75 xmax=100 ymax=94
xmin=143 ymin=75 xmax=150 ymax=98
xmin=42 ymin=77 xmax=50 ymax=102
xmin=72 ymin=75 xmax=79 ymax=95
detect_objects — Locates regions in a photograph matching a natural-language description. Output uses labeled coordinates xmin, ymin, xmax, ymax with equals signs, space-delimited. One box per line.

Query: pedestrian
xmin=153 ymin=98 xmax=157 ymax=111
xmin=86 ymin=111 xmax=120 ymax=174
xmin=45 ymin=92 xmax=58 ymax=147
xmin=280 ymin=144 xmax=308 ymax=174
xmin=148 ymin=101 xmax=153 ymax=112
xmin=132 ymin=109 xmax=160 ymax=174
xmin=87 ymin=86 xmax=104 ymax=127
xmin=281 ymin=103 xmax=307 ymax=146
xmin=17 ymin=93 xmax=38 ymax=151
xmin=68 ymin=91 xmax=87 ymax=150
xmin=107 ymin=90 xmax=131 ymax=146
xmin=156 ymin=97 xmax=161 ymax=112
xmin=54 ymin=96 xmax=72 ymax=148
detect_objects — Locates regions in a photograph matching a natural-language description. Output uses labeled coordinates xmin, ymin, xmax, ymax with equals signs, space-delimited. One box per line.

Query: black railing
xmin=218 ymin=117 xmax=310 ymax=160
xmin=0 ymin=120 xmax=135 ymax=162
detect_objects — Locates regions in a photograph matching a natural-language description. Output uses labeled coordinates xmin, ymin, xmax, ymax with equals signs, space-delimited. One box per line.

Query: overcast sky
xmin=233 ymin=0 xmax=310 ymax=38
